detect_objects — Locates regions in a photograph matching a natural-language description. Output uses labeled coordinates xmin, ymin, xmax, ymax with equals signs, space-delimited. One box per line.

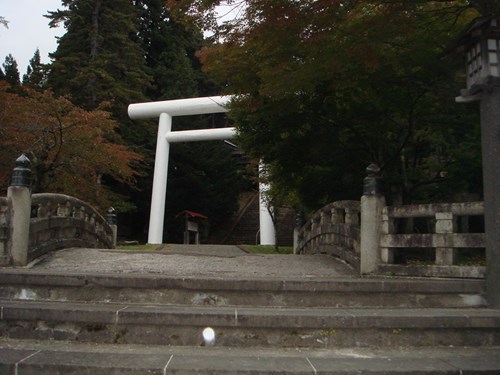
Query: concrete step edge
xmin=1 ymin=339 xmax=499 ymax=374
xmin=2 ymin=299 xmax=499 ymax=329
xmin=0 ymin=269 xmax=485 ymax=293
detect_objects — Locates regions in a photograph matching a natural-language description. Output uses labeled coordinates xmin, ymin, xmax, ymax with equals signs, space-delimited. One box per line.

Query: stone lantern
xmin=455 ymin=16 xmax=500 ymax=101
xmin=453 ymin=15 xmax=500 ymax=308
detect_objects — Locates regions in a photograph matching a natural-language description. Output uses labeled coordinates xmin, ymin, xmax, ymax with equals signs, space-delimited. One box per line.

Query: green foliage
xmin=186 ymin=1 xmax=484 ymax=209
xmin=2 ymin=54 xmax=20 ymax=87
xmin=136 ymin=0 xmax=202 ymax=100
xmin=240 ymin=244 xmax=293 ymax=254
xmin=164 ymin=117 xmax=243 ymax=242
xmin=1 ymin=0 xmax=246 ymax=242
xmin=46 ymin=0 xmax=152 ymax=121
xmin=22 ymin=49 xmax=48 ymax=90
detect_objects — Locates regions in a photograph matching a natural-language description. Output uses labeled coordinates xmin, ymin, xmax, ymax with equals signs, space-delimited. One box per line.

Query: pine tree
xmin=46 ymin=0 xmax=152 ymax=122
xmin=135 ymin=0 xmax=203 ymax=100
xmin=44 ymin=0 xmax=242 ymax=241
xmin=2 ymin=54 xmax=20 ymax=87
xmin=131 ymin=0 xmax=241 ymax=242
xmin=22 ymin=49 xmax=47 ymax=90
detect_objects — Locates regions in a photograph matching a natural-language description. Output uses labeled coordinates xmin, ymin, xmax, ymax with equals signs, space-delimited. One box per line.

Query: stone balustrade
xmin=296 ymin=200 xmax=361 ymax=271
xmin=296 ymin=198 xmax=485 ymax=278
xmin=29 ymin=193 xmax=115 ymax=262
xmin=0 ymin=155 xmax=116 ymax=266
xmin=378 ymin=202 xmax=485 ymax=278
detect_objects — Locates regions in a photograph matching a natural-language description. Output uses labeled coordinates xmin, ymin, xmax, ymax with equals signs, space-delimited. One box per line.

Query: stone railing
xmin=296 ymin=201 xmax=361 ymax=271
xmin=29 ymin=193 xmax=115 ymax=262
xmin=378 ymin=202 xmax=485 ymax=278
xmin=1 ymin=155 xmax=116 ymax=266
xmin=295 ymin=165 xmax=485 ymax=279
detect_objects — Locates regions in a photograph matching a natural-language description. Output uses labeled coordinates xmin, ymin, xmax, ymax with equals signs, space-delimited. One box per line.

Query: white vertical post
xmin=258 ymin=162 xmax=276 ymax=245
xmin=148 ymin=113 xmax=172 ymax=244
xmin=259 ymin=186 xmax=276 ymax=245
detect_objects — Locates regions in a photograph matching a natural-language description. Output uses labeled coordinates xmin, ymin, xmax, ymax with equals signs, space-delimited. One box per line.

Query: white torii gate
xmin=128 ymin=96 xmax=275 ymax=245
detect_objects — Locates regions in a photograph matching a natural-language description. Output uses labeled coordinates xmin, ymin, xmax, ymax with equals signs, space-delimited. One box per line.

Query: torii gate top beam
xmin=128 ymin=96 xmax=232 ymax=119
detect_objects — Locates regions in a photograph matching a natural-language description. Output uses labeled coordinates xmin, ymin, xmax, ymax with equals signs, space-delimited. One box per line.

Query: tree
xmin=2 ymin=54 xmax=20 ymax=88
xmin=44 ymin=0 xmax=243 ymax=241
xmin=0 ymin=16 xmax=8 ymax=29
xmin=46 ymin=0 xmax=152 ymax=126
xmin=167 ymin=0 xmax=484 ymax=210
xmin=136 ymin=0 xmax=201 ymax=100
xmin=0 ymin=82 xmax=142 ymax=212
xmin=164 ymin=139 xmax=242 ymax=242
xmin=22 ymin=49 xmax=47 ymax=90
xmin=130 ymin=0 xmax=242 ymax=241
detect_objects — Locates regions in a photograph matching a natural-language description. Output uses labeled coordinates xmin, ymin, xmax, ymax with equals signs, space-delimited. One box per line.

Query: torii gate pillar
xmin=128 ymin=96 xmax=276 ymax=245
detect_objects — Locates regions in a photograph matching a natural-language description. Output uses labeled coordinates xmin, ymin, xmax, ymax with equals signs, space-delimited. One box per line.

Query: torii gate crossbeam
xmin=128 ymin=96 xmax=275 ymax=245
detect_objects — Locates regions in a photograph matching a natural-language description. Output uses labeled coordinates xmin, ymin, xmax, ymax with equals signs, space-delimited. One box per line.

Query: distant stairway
xmin=0 ymin=267 xmax=499 ymax=374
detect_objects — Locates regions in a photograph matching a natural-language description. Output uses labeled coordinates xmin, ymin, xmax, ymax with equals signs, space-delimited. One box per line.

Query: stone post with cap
xmin=359 ymin=163 xmax=386 ymax=275
xmin=7 ymin=155 xmax=32 ymax=266
xmin=107 ymin=207 xmax=118 ymax=248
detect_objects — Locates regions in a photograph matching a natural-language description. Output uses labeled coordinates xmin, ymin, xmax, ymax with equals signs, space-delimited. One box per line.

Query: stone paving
xmin=2 ymin=244 xmax=500 ymax=374
xmin=27 ymin=244 xmax=356 ymax=279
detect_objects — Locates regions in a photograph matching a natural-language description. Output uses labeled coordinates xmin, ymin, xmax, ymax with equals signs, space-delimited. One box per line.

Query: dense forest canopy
xmin=0 ymin=0 xmax=495 ymax=240
xmin=165 ymin=0 xmax=491 ymax=210
xmin=0 ymin=0 xmax=243 ymax=242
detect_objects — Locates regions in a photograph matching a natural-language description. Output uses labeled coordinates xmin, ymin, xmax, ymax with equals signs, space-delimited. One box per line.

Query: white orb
xmin=202 ymin=327 xmax=215 ymax=345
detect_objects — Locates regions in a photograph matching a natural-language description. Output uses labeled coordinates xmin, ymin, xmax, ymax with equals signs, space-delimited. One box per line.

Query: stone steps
xmin=1 ymin=299 xmax=499 ymax=348
xmin=0 ymin=266 xmax=499 ymax=374
xmin=0 ymin=270 xmax=487 ymax=308
xmin=1 ymin=339 xmax=499 ymax=374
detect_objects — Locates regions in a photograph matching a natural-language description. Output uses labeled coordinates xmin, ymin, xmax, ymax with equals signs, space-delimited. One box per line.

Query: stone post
xmin=293 ymin=211 xmax=305 ymax=255
xmin=7 ymin=155 xmax=32 ymax=266
xmin=481 ymin=85 xmax=500 ymax=308
xmin=435 ymin=212 xmax=457 ymax=265
xmin=380 ymin=208 xmax=395 ymax=264
xmin=107 ymin=207 xmax=118 ymax=248
xmin=360 ymin=164 xmax=386 ymax=275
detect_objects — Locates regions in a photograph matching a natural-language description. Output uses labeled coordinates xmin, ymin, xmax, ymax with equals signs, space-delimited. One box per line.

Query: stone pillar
xmin=435 ymin=212 xmax=457 ymax=265
xmin=107 ymin=207 xmax=118 ymax=248
xmin=7 ymin=155 xmax=32 ymax=266
xmin=360 ymin=164 xmax=386 ymax=275
xmin=293 ymin=211 xmax=305 ymax=254
xmin=481 ymin=85 xmax=500 ymax=308
xmin=380 ymin=209 xmax=395 ymax=264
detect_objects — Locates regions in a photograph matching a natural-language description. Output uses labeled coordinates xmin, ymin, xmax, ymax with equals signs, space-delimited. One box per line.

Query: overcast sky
xmin=0 ymin=1 xmax=238 ymax=77
xmin=1 ymin=0 xmax=64 ymax=75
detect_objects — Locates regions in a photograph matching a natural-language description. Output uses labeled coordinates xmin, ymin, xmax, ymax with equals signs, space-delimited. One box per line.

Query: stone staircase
xmin=0 ymin=267 xmax=499 ymax=374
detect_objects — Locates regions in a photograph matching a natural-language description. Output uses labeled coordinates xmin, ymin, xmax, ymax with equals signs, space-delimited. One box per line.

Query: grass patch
xmin=116 ymin=244 xmax=160 ymax=251
xmin=239 ymin=244 xmax=293 ymax=254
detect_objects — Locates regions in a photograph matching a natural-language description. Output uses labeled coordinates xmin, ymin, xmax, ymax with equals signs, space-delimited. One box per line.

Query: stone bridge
xmin=0 ymin=156 xmax=116 ymax=266
xmin=295 ymin=167 xmax=485 ymax=279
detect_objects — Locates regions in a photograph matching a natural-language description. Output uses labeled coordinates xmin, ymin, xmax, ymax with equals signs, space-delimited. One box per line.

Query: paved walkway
xmin=25 ymin=244 xmax=356 ymax=279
